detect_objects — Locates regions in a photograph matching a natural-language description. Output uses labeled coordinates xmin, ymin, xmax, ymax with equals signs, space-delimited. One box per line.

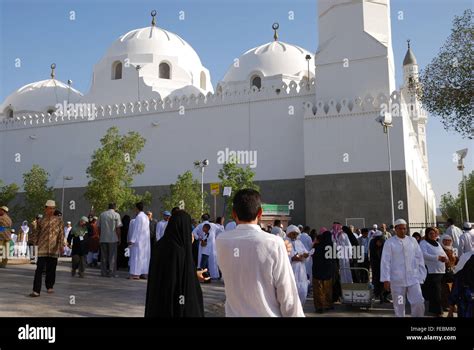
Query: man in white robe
xmin=216 ymin=189 xmax=304 ymax=317
xmin=445 ymin=218 xmax=463 ymax=254
xmin=155 ymin=211 xmax=170 ymax=242
xmin=381 ymin=218 xmax=426 ymax=317
xmin=285 ymin=225 xmax=309 ymax=305
xmin=63 ymin=222 xmax=72 ymax=257
xmin=299 ymin=226 xmax=313 ymax=285
xmin=127 ymin=202 xmax=150 ymax=279
xmin=192 ymin=214 xmax=223 ymax=280
xmin=458 ymin=222 xmax=474 ymax=257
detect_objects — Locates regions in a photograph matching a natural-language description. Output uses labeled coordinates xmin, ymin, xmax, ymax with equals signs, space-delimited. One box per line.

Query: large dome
xmin=106 ymin=26 xmax=204 ymax=74
xmin=222 ymin=40 xmax=315 ymax=83
xmin=0 ymin=78 xmax=83 ymax=119
xmin=83 ymin=17 xmax=213 ymax=105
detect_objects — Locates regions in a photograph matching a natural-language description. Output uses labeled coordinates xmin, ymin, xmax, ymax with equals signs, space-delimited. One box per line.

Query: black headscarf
xmin=342 ymin=225 xmax=358 ymax=246
xmin=312 ymin=231 xmax=335 ymax=280
xmin=144 ymin=210 xmax=204 ymax=317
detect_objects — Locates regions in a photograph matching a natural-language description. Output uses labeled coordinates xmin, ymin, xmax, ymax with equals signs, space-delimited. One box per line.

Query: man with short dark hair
xmin=97 ymin=202 xmax=122 ymax=277
xmin=216 ymin=189 xmax=304 ymax=317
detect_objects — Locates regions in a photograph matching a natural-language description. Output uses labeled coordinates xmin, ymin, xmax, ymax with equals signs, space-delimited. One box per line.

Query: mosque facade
xmin=0 ymin=0 xmax=436 ymax=229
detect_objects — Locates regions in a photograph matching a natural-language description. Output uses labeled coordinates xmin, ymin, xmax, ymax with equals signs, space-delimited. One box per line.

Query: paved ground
xmin=0 ymin=259 xmax=416 ymax=317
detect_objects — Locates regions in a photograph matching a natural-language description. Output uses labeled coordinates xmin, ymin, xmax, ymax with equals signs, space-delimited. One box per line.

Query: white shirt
xmin=380 ymin=235 xmax=427 ymax=287
xmin=445 ymin=225 xmax=463 ymax=251
xmin=459 ymin=229 xmax=474 ymax=257
xmin=419 ymin=240 xmax=447 ymax=274
xmin=299 ymin=232 xmax=313 ymax=252
xmin=156 ymin=219 xmax=168 ymax=241
xmin=216 ymin=224 xmax=305 ymax=317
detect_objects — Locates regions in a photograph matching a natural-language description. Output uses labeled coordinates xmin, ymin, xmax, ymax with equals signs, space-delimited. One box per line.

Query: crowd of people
xmin=0 ymin=193 xmax=473 ymax=318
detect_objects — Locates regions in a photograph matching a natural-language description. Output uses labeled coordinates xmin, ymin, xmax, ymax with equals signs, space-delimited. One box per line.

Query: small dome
xmin=1 ymin=79 xmax=83 ymax=118
xmin=222 ymin=40 xmax=314 ymax=83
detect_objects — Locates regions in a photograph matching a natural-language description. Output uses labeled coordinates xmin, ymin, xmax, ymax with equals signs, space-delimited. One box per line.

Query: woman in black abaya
xmin=145 ymin=210 xmax=204 ymax=317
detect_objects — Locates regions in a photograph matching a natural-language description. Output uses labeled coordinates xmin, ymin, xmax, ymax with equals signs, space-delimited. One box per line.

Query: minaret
xmin=401 ymin=40 xmax=429 ymax=171
xmin=315 ymin=0 xmax=396 ymax=100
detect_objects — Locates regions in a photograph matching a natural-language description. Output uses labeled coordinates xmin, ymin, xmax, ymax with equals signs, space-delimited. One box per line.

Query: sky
xmin=0 ymin=0 xmax=472 ymax=206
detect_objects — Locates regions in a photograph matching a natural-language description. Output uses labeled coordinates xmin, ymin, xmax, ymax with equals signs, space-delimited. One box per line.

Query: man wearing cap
xmin=155 ymin=211 xmax=171 ymax=242
xmin=458 ymin=222 xmax=474 ymax=257
xmin=30 ymin=200 xmax=65 ymax=297
xmin=380 ymin=218 xmax=427 ymax=317
xmin=97 ymin=203 xmax=122 ymax=277
xmin=285 ymin=225 xmax=310 ymax=305
xmin=0 ymin=206 xmax=13 ymax=267
xmin=67 ymin=216 xmax=90 ymax=277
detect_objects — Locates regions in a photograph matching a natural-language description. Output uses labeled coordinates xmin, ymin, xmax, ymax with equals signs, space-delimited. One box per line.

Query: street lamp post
xmin=456 ymin=148 xmax=469 ymax=222
xmin=376 ymin=113 xmax=395 ymax=226
xmin=194 ymin=159 xmax=209 ymax=215
xmin=61 ymin=176 xmax=73 ymax=217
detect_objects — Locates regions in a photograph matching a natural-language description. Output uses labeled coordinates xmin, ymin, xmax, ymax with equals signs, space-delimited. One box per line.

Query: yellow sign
xmin=210 ymin=183 xmax=220 ymax=196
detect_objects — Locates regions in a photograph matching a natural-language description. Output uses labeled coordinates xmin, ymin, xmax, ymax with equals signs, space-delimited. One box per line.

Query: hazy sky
xmin=0 ymin=0 xmax=472 ymax=205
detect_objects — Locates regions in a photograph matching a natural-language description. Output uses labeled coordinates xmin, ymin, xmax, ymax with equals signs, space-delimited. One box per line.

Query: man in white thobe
xmin=299 ymin=226 xmax=313 ymax=285
xmin=216 ymin=189 xmax=304 ymax=317
xmin=445 ymin=218 xmax=463 ymax=254
xmin=192 ymin=214 xmax=223 ymax=280
xmin=63 ymin=222 xmax=72 ymax=257
xmin=127 ymin=203 xmax=150 ymax=279
xmin=381 ymin=218 xmax=426 ymax=317
xmin=458 ymin=222 xmax=474 ymax=257
xmin=285 ymin=225 xmax=309 ymax=305
xmin=155 ymin=211 xmax=170 ymax=242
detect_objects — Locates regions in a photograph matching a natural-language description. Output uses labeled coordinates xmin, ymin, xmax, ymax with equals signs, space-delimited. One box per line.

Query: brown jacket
xmin=35 ymin=215 xmax=64 ymax=257
xmin=0 ymin=213 xmax=12 ymax=241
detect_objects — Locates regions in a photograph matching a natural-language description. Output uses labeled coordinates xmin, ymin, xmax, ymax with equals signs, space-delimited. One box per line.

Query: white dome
xmin=106 ymin=26 xmax=203 ymax=74
xmin=222 ymin=41 xmax=315 ymax=83
xmin=1 ymin=79 xmax=83 ymax=117
xmin=83 ymin=23 xmax=213 ymax=105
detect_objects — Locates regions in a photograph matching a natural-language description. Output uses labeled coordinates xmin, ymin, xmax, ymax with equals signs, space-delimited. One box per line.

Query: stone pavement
xmin=0 ymin=259 xmax=399 ymax=317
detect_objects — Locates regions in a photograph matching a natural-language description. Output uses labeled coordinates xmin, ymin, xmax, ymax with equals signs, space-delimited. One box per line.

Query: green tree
xmin=22 ymin=165 xmax=55 ymax=221
xmin=417 ymin=9 xmax=473 ymax=139
xmin=85 ymin=127 xmax=151 ymax=214
xmin=218 ymin=161 xmax=259 ymax=218
xmin=0 ymin=181 xmax=19 ymax=206
xmin=161 ymin=170 xmax=208 ymax=220
xmin=439 ymin=170 xmax=474 ymax=224
xmin=439 ymin=192 xmax=462 ymax=224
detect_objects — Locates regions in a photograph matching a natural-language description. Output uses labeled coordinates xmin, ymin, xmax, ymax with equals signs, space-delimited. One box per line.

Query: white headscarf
xmin=21 ymin=221 xmax=29 ymax=234
xmin=440 ymin=234 xmax=453 ymax=250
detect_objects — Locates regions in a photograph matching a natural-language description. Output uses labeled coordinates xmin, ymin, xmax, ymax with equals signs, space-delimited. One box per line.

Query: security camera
xmin=203 ymin=159 xmax=209 ymax=167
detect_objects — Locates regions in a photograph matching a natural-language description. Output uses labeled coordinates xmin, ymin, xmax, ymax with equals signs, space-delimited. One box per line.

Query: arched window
xmin=251 ymin=75 xmax=261 ymax=90
xmin=159 ymin=62 xmax=170 ymax=79
xmin=112 ymin=61 xmax=122 ymax=80
xmin=5 ymin=107 xmax=13 ymax=118
xmin=200 ymin=71 xmax=206 ymax=90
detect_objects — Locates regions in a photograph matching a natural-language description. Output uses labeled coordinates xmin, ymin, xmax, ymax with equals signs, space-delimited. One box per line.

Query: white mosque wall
xmin=0 ymin=80 xmax=314 ymax=191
